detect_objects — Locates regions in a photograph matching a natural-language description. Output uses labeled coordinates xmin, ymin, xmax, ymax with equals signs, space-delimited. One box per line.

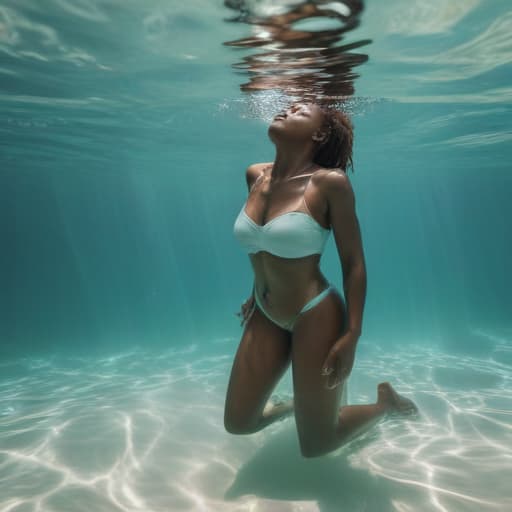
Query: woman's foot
xmin=377 ymin=382 xmax=418 ymax=417
xmin=263 ymin=395 xmax=295 ymax=420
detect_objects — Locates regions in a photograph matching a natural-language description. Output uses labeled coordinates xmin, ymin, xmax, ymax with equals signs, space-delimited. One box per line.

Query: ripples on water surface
xmin=1 ymin=0 xmax=510 ymax=162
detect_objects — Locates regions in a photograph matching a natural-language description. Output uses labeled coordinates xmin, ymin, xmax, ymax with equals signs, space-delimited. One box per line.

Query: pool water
xmin=1 ymin=1 xmax=511 ymax=511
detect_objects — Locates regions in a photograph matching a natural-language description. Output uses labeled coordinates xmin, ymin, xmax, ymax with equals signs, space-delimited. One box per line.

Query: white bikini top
xmin=233 ymin=172 xmax=331 ymax=259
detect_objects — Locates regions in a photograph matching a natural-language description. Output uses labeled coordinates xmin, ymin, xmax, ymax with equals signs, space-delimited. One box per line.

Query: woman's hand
xmin=235 ymin=293 xmax=255 ymax=327
xmin=321 ymin=331 xmax=359 ymax=389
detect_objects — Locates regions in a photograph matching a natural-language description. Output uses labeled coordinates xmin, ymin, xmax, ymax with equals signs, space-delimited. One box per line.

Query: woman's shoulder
xmin=311 ymin=168 xmax=352 ymax=203
xmin=246 ymin=162 xmax=272 ymax=175
xmin=311 ymin=167 xmax=347 ymax=185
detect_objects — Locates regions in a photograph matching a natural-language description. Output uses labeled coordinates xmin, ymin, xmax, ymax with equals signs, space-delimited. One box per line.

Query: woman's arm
xmin=238 ymin=163 xmax=269 ymax=326
xmin=324 ymin=170 xmax=367 ymax=340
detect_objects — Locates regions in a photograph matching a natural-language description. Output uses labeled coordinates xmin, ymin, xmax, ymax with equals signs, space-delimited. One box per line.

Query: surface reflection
xmin=223 ymin=0 xmax=371 ymax=103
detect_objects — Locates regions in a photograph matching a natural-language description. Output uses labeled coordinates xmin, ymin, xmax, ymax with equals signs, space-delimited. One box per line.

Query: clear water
xmin=1 ymin=1 xmax=511 ymax=511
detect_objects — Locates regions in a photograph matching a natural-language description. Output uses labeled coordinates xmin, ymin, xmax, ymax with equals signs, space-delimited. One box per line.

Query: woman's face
xmin=268 ymin=102 xmax=326 ymax=144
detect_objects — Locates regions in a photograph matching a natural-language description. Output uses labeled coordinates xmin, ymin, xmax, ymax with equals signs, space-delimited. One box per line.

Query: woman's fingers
xmin=236 ymin=296 xmax=255 ymax=326
xmin=322 ymin=355 xmax=344 ymax=389
xmin=239 ymin=303 xmax=248 ymax=326
xmin=242 ymin=298 xmax=255 ymax=325
xmin=243 ymin=301 xmax=252 ymax=319
xmin=325 ymin=370 xmax=347 ymax=390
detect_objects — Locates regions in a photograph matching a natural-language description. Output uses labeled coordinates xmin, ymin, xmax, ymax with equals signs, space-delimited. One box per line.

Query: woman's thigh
xmin=224 ymin=305 xmax=292 ymax=433
xmin=291 ymin=288 xmax=347 ymax=455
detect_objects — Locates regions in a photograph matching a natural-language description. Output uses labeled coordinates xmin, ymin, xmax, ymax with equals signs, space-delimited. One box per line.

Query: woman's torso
xmin=234 ymin=162 xmax=334 ymax=324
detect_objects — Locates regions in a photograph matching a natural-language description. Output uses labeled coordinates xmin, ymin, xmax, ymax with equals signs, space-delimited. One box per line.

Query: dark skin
xmin=225 ymin=102 xmax=418 ymax=457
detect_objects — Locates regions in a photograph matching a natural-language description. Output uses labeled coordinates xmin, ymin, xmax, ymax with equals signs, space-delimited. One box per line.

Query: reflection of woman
xmin=225 ymin=102 xmax=418 ymax=457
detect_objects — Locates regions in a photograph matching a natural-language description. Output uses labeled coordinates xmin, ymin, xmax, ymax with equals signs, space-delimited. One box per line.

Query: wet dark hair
xmin=313 ymin=106 xmax=354 ymax=173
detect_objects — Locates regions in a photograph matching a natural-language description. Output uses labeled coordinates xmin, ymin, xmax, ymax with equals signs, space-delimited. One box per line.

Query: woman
xmin=225 ymin=102 xmax=418 ymax=458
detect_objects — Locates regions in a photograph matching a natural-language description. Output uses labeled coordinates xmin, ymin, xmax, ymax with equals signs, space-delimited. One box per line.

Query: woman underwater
xmin=225 ymin=102 xmax=418 ymax=458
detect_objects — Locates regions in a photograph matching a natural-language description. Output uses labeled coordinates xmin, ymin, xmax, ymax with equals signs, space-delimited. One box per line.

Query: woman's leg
xmin=291 ymin=287 xmax=417 ymax=458
xmin=224 ymin=304 xmax=294 ymax=434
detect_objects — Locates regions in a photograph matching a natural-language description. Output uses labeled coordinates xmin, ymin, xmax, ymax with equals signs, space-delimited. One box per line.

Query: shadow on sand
xmin=224 ymin=420 xmax=407 ymax=512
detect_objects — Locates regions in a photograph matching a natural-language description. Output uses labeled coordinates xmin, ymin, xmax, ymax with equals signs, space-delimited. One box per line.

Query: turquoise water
xmin=1 ymin=1 xmax=511 ymax=510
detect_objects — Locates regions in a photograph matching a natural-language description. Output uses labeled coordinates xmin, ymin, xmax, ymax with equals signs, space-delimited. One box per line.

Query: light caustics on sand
xmin=0 ymin=336 xmax=511 ymax=512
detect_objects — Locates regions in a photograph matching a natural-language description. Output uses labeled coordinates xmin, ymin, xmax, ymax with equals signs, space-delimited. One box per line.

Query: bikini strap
xmin=302 ymin=195 xmax=314 ymax=217
xmin=301 ymin=171 xmax=316 ymax=216
xmin=302 ymin=171 xmax=329 ymax=229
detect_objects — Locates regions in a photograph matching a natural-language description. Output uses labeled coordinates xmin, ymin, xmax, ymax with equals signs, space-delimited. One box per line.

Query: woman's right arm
xmin=237 ymin=163 xmax=269 ymax=326
xmin=236 ymin=164 xmax=258 ymax=327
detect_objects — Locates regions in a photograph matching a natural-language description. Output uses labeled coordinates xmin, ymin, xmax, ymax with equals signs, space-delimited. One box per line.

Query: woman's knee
xmin=224 ymin=402 xmax=259 ymax=434
xmin=224 ymin=415 xmax=257 ymax=435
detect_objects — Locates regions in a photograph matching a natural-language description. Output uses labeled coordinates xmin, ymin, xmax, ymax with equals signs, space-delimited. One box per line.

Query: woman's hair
xmin=313 ymin=106 xmax=354 ymax=173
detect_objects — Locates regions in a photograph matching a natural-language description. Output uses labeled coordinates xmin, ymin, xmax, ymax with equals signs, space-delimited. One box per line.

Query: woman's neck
xmin=271 ymin=147 xmax=316 ymax=182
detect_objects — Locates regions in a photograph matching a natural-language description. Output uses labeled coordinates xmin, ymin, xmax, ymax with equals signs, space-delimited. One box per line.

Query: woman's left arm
xmin=321 ymin=170 xmax=367 ymax=385
xmin=326 ymin=170 xmax=366 ymax=340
